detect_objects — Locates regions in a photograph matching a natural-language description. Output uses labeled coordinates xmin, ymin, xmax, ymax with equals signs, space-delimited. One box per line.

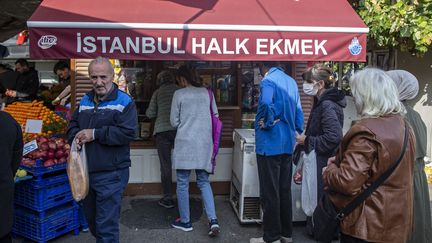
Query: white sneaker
xmin=281 ymin=236 xmax=293 ymax=243
xmin=249 ymin=237 xmax=281 ymax=243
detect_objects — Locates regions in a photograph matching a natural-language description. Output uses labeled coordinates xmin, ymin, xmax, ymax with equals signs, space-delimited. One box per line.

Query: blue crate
xmin=13 ymin=203 xmax=79 ymax=243
xmin=30 ymin=172 xmax=69 ymax=189
xmin=15 ymin=180 xmax=73 ymax=212
xmin=20 ymin=159 xmax=67 ymax=177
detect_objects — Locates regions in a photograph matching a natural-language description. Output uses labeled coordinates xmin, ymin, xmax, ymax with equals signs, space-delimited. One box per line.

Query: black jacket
xmin=304 ymin=88 xmax=345 ymax=199
xmin=15 ymin=69 xmax=39 ymax=101
xmin=67 ymin=84 xmax=138 ymax=173
xmin=0 ymin=111 xmax=23 ymax=237
xmin=304 ymin=87 xmax=346 ymax=155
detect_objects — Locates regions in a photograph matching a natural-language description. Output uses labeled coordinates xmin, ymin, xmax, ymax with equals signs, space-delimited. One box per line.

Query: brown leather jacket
xmin=323 ymin=115 xmax=415 ymax=243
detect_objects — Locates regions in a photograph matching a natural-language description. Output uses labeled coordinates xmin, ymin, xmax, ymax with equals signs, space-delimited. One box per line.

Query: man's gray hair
xmin=350 ymin=68 xmax=405 ymax=118
xmin=88 ymin=56 xmax=114 ymax=76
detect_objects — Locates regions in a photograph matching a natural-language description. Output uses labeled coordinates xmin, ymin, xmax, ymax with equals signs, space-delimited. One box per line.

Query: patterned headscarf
xmin=386 ymin=70 xmax=419 ymax=101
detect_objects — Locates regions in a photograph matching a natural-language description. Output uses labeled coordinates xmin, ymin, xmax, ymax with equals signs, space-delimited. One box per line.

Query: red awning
xmin=28 ymin=0 xmax=368 ymax=61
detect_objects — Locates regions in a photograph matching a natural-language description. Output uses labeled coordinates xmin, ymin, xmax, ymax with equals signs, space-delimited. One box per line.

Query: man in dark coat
xmin=5 ymin=59 xmax=39 ymax=101
xmin=0 ymin=64 xmax=18 ymax=104
xmin=0 ymin=111 xmax=23 ymax=243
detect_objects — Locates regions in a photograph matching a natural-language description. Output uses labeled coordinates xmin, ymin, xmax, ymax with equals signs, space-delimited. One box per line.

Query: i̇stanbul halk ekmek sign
xmin=30 ymin=29 xmax=366 ymax=61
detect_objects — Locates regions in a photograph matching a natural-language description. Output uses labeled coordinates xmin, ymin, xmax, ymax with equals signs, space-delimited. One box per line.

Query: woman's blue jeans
xmin=176 ymin=169 xmax=217 ymax=223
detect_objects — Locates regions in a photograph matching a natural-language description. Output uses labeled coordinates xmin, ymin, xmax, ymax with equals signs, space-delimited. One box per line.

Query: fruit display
xmin=21 ymin=136 xmax=70 ymax=167
xmin=15 ymin=169 xmax=28 ymax=178
xmin=3 ymin=100 xmax=68 ymax=141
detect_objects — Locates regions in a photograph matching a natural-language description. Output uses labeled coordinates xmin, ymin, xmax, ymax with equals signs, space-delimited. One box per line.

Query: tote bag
xmin=207 ymin=89 xmax=223 ymax=174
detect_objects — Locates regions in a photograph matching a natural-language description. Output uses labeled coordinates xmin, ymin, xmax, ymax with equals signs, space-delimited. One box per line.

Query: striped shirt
xmin=145 ymin=83 xmax=179 ymax=134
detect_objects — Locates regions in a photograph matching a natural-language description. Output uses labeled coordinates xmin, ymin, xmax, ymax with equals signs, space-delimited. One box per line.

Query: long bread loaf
xmin=67 ymin=149 xmax=89 ymax=201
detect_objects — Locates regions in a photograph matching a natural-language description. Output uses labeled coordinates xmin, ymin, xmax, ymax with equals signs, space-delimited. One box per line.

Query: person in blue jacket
xmin=67 ymin=57 xmax=138 ymax=243
xmin=250 ymin=62 xmax=304 ymax=243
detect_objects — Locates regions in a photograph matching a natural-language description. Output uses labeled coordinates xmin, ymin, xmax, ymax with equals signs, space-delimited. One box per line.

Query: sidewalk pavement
xmin=14 ymin=195 xmax=432 ymax=243
xmin=13 ymin=196 xmax=319 ymax=243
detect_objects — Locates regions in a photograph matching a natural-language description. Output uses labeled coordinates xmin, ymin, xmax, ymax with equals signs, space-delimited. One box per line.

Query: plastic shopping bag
xmin=67 ymin=139 xmax=89 ymax=201
xmin=301 ymin=150 xmax=317 ymax=216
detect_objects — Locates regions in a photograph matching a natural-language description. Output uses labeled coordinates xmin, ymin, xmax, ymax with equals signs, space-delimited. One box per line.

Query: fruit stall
xmin=4 ymin=100 xmax=81 ymax=243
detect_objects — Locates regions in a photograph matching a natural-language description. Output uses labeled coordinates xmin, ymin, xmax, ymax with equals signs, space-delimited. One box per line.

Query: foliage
xmin=353 ymin=0 xmax=432 ymax=56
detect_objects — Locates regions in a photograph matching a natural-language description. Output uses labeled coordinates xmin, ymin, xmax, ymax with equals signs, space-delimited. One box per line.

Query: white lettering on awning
xmin=76 ymin=34 xmax=328 ymax=56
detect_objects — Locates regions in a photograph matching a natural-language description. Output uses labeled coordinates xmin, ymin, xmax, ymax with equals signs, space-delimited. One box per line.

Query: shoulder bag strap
xmin=337 ymin=121 xmax=409 ymax=220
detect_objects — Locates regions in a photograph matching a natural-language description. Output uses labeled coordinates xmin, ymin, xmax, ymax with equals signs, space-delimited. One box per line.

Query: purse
xmin=313 ymin=121 xmax=409 ymax=242
xmin=207 ymin=89 xmax=223 ymax=174
xmin=292 ymin=144 xmax=304 ymax=185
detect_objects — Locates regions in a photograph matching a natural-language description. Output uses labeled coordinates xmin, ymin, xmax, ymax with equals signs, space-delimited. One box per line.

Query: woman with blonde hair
xmin=296 ymin=63 xmax=345 ymax=237
xmin=323 ymin=68 xmax=415 ymax=243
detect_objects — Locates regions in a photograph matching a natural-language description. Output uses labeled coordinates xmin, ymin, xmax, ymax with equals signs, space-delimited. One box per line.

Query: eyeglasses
xmin=90 ymin=75 xmax=109 ymax=81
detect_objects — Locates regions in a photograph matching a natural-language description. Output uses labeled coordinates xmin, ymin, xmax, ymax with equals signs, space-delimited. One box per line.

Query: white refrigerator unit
xmin=230 ymin=129 xmax=306 ymax=224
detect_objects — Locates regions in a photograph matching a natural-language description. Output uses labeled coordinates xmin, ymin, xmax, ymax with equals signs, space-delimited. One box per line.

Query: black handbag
xmin=292 ymin=144 xmax=304 ymax=166
xmin=312 ymin=122 xmax=409 ymax=243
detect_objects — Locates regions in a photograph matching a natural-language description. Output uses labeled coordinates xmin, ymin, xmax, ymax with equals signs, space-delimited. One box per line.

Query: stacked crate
xmin=13 ymin=159 xmax=80 ymax=243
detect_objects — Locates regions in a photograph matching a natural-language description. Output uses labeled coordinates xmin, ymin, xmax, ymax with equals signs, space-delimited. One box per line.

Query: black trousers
xmin=340 ymin=233 xmax=369 ymax=243
xmin=256 ymin=154 xmax=293 ymax=242
xmin=155 ymin=130 xmax=176 ymax=198
xmin=0 ymin=233 xmax=11 ymax=243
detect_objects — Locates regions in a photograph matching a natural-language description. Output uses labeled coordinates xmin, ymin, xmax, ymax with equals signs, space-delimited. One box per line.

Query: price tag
xmin=23 ymin=140 xmax=38 ymax=156
xmin=25 ymin=119 xmax=43 ymax=134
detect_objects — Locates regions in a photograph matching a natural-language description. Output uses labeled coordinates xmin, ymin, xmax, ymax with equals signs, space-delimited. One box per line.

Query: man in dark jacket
xmin=0 ymin=64 xmax=18 ymax=104
xmin=0 ymin=111 xmax=23 ymax=243
xmin=67 ymin=57 xmax=138 ymax=243
xmin=5 ymin=59 xmax=39 ymax=101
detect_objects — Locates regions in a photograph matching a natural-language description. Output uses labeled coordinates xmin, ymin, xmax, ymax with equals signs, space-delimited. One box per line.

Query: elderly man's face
xmin=89 ymin=63 xmax=114 ymax=97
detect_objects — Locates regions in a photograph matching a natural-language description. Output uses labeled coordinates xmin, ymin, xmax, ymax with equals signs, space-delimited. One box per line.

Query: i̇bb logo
xmin=38 ymin=35 xmax=57 ymax=49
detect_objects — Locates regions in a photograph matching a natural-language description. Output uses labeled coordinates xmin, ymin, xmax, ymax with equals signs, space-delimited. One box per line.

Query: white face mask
xmin=303 ymin=82 xmax=318 ymax=96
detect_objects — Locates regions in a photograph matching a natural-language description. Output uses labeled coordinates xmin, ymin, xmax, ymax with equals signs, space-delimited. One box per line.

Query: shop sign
xmin=30 ymin=29 xmax=366 ymax=61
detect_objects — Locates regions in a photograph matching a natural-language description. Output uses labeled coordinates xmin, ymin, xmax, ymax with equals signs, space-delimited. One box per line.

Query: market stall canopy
xmin=27 ymin=0 xmax=369 ymax=61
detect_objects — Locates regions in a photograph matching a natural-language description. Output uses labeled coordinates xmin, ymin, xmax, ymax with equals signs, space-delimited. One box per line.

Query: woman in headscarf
xmin=387 ymin=70 xmax=432 ymax=243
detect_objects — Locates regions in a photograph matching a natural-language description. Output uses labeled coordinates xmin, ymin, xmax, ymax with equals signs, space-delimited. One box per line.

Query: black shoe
xmin=158 ymin=197 xmax=175 ymax=209
xmin=208 ymin=219 xmax=220 ymax=237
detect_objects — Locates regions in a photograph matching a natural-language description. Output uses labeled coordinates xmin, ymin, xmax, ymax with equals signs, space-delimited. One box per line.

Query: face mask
xmin=303 ymin=82 xmax=318 ymax=96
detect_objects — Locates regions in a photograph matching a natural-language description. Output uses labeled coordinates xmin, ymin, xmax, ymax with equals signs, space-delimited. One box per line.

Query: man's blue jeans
xmin=176 ymin=169 xmax=217 ymax=223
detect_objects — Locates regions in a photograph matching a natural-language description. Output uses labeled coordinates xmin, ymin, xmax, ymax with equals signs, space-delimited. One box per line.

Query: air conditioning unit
xmin=230 ymin=129 xmax=306 ymax=224
xmin=230 ymin=129 xmax=262 ymax=223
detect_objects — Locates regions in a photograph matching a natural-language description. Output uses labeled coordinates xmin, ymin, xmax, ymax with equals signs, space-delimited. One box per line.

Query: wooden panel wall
xmin=293 ymin=62 xmax=313 ymax=128
xmin=71 ymin=59 xmax=92 ymax=109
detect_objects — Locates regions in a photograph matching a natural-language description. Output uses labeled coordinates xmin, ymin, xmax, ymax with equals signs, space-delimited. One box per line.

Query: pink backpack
xmin=207 ymin=89 xmax=223 ymax=174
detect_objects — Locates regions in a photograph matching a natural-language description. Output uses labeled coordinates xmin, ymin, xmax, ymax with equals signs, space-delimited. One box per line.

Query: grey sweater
xmin=146 ymin=83 xmax=179 ymax=135
xmin=170 ymin=86 xmax=218 ymax=173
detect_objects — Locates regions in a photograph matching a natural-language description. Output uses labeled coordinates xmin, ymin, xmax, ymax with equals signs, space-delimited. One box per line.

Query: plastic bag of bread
xmin=67 ymin=139 xmax=89 ymax=201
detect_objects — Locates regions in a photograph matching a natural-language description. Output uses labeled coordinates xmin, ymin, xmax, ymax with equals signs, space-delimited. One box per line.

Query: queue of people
xmin=1 ymin=56 xmax=431 ymax=243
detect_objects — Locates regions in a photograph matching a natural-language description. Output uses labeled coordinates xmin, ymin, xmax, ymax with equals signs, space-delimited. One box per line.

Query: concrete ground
xmin=12 ymin=195 xmax=432 ymax=243
xmin=12 ymin=196 xmax=320 ymax=243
